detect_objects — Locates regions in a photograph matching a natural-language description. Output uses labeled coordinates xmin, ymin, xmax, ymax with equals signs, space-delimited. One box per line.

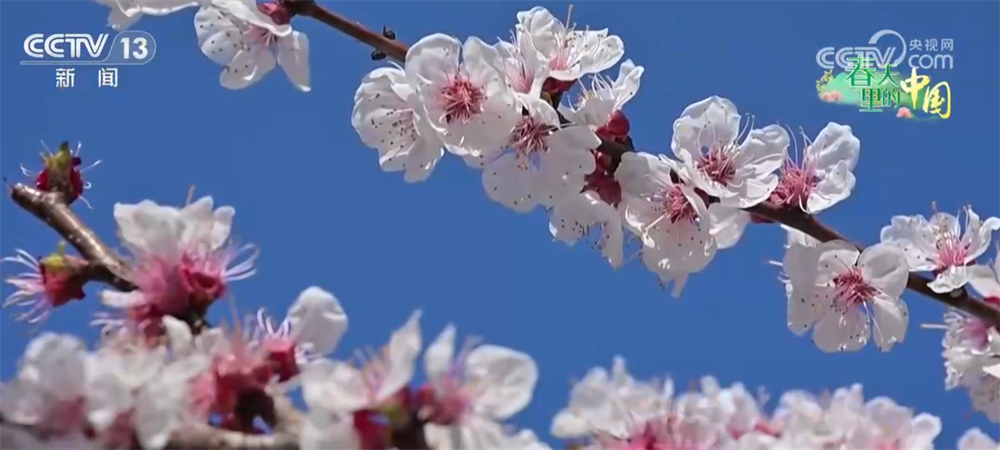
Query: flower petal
xmin=871 ymin=295 xmax=908 ymax=351
xmin=859 ymin=244 xmax=908 ymax=299
xmin=277 ymin=31 xmax=311 ymax=92
xmin=288 ymin=286 xmax=348 ymax=356
xmin=465 ymin=345 xmax=539 ymax=420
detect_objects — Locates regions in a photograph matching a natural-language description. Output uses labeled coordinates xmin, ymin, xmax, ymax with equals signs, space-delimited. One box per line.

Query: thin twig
xmin=302 ymin=3 xmax=1000 ymax=328
xmin=9 ymin=183 xmax=135 ymax=291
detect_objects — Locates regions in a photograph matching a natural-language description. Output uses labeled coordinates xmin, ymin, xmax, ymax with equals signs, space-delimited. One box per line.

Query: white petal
xmin=805 ymin=122 xmax=861 ymax=174
xmin=879 ymin=215 xmax=939 ymax=271
xmin=425 ymin=324 xmax=456 ymax=382
xmin=288 ymin=286 xmax=348 ymax=356
xmin=906 ymin=413 xmax=942 ymax=449
xmin=133 ymin=369 xmax=188 ymax=450
xmin=300 ymin=359 xmax=369 ymax=413
xmin=466 ymin=345 xmax=539 ymax=420
xmin=612 ymin=59 xmax=643 ymax=109
xmin=671 ymin=96 xmax=740 ymax=164
xmin=813 ymin=307 xmax=870 ymax=353
xmin=549 ymin=192 xmax=624 ymax=268
xmin=536 ymin=145 xmax=596 ymax=207
xmin=737 ymin=124 xmax=788 ymax=178
xmin=86 ymin=358 xmax=132 ymax=432
xmin=483 ymin=153 xmax=537 ymax=213
xmin=220 ymin=46 xmax=276 ymax=90
xmin=277 ymin=31 xmax=310 ymax=92
xmin=708 ymin=204 xmax=749 ymax=249
xmin=871 ymin=295 xmax=909 ymax=351
xmin=405 ymin=33 xmax=460 ymax=90
xmin=550 ymin=409 xmax=592 ymax=439
xmin=194 ymin=5 xmax=243 ymax=65
xmin=807 ymin=161 xmax=855 ymax=214
xmin=968 ymin=264 xmax=1000 ymax=299
xmin=957 ymin=428 xmax=998 ymax=450
xmin=376 ymin=311 xmax=422 ymax=401
xmin=815 ymin=240 xmax=861 ymax=285
xmin=859 ymin=244 xmax=909 ymax=299
xmin=162 ymin=316 xmax=194 ymax=355
xmin=99 ymin=290 xmax=145 ymax=308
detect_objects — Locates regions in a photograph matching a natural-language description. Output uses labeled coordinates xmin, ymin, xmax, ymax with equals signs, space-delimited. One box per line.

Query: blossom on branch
xmin=195 ymin=0 xmax=310 ymax=91
xmin=20 ymin=141 xmax=100 ymax=208
xmin=515 ymin=6 xmax=624 ymax=94
xmin=770 ymin=123 xmax=860 ymax=214
xmin=3 ymin=246 xmax=87 ymax=325
xmin=787 ymin=241 xmax=910 ymax=353
xmin=250 ymin=286 xmax=349 ymax=383
xmin=404 ymin=34 xmax=520 ymax=160
xmin=617 ymin=152 xmax=717 ymax=297
xmin=96 ymin=196 xmax=258 ymax=341
xmin=880 ymin=205 xmax=1000 ymax=294
xmin=480 ymin=95 xmax=600 ymax=212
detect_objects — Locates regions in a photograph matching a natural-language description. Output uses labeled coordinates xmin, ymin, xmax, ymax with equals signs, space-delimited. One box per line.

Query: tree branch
xmin=9 ymin=183 xmax=135 ymax=291
xmin=300 ymin=3 xmax=1000 ymax=328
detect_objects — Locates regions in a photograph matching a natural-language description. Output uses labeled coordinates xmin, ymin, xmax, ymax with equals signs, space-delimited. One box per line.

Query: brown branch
xmin=9 ymin=183 xmax=135 ymax=291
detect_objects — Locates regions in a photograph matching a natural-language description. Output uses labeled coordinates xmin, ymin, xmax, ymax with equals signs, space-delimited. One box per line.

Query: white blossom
xmin=770 ymin=123 xmax=860 ymax=214
xmin=96 ymin=197 xmax=257 ymax=338
xmin=480 ymin=95 xmax=599 ymax=212
xmin=881 ymin=206 xmax=1000 ymax=293
xmin=352 ymin=66 xmax=445 ymax=182
xmin=251 ymin=286 xmax=350 ymax=383
xmin=405 ymin=33 xmax=520 ymax=158
xmin=788 ymin=241 xmax=910 ymax=353
xmin=194 ymin=0 xmax=310 ymax=91
xmin=559 ymin=59 xmax=644 ymax=134
xmin=515 ymin=6 xmax=624 ymax=83
xmin=617 ymin=152 xmax=717 ymax=297
xmin=671 ymin=96 xmax=787 ymax=209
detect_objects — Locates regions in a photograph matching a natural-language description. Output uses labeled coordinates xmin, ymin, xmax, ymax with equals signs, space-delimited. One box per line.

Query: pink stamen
xmin=663 ymin=186 xmax=698 ymax=225
xmin=511 ymin=116 xmax=551 ymax=162
xmin=696 ymin=144 xmax=738 ymax=185
xmin=832 ymin=267 xmax=877 ymax=310
xmin=440 ymin=74 xmax=484 ymax=124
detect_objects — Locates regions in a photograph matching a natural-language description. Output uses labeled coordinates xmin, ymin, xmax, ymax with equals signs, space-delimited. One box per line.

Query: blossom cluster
xmin=1 ymin=0 xmax=999 ymax=448
xmin=552 ymin=358 xmax=964 ymax=450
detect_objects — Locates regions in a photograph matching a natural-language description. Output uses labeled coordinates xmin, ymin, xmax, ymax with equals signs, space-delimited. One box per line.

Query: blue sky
xmin=1 ymin=0 xmax=998 ymax=446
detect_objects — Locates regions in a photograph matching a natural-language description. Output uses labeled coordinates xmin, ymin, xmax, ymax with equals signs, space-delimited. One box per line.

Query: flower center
xmin=696 ymin=144 xmax=738 ymax=185
xmin=511 ymin=116 xmax=551 ymax=161
xmin=263 ymin=338 xmax=299 ymax=382
xmin=179 ymin=254 xmax=227 ymax=307
xmin=440 ymin=74 xmax=484 ymax=124
xmin=38 ymin=265 xmax=85 ymax=308
xmin=832 ymin=267 xmax=877 ymax=309
xmin=663 ymin=185 xmax=698 ymax=225
xmin=770 ymin=157 xmax=818 ymax=209
xmin=933 ymin=233 xmax=968 ymax=269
